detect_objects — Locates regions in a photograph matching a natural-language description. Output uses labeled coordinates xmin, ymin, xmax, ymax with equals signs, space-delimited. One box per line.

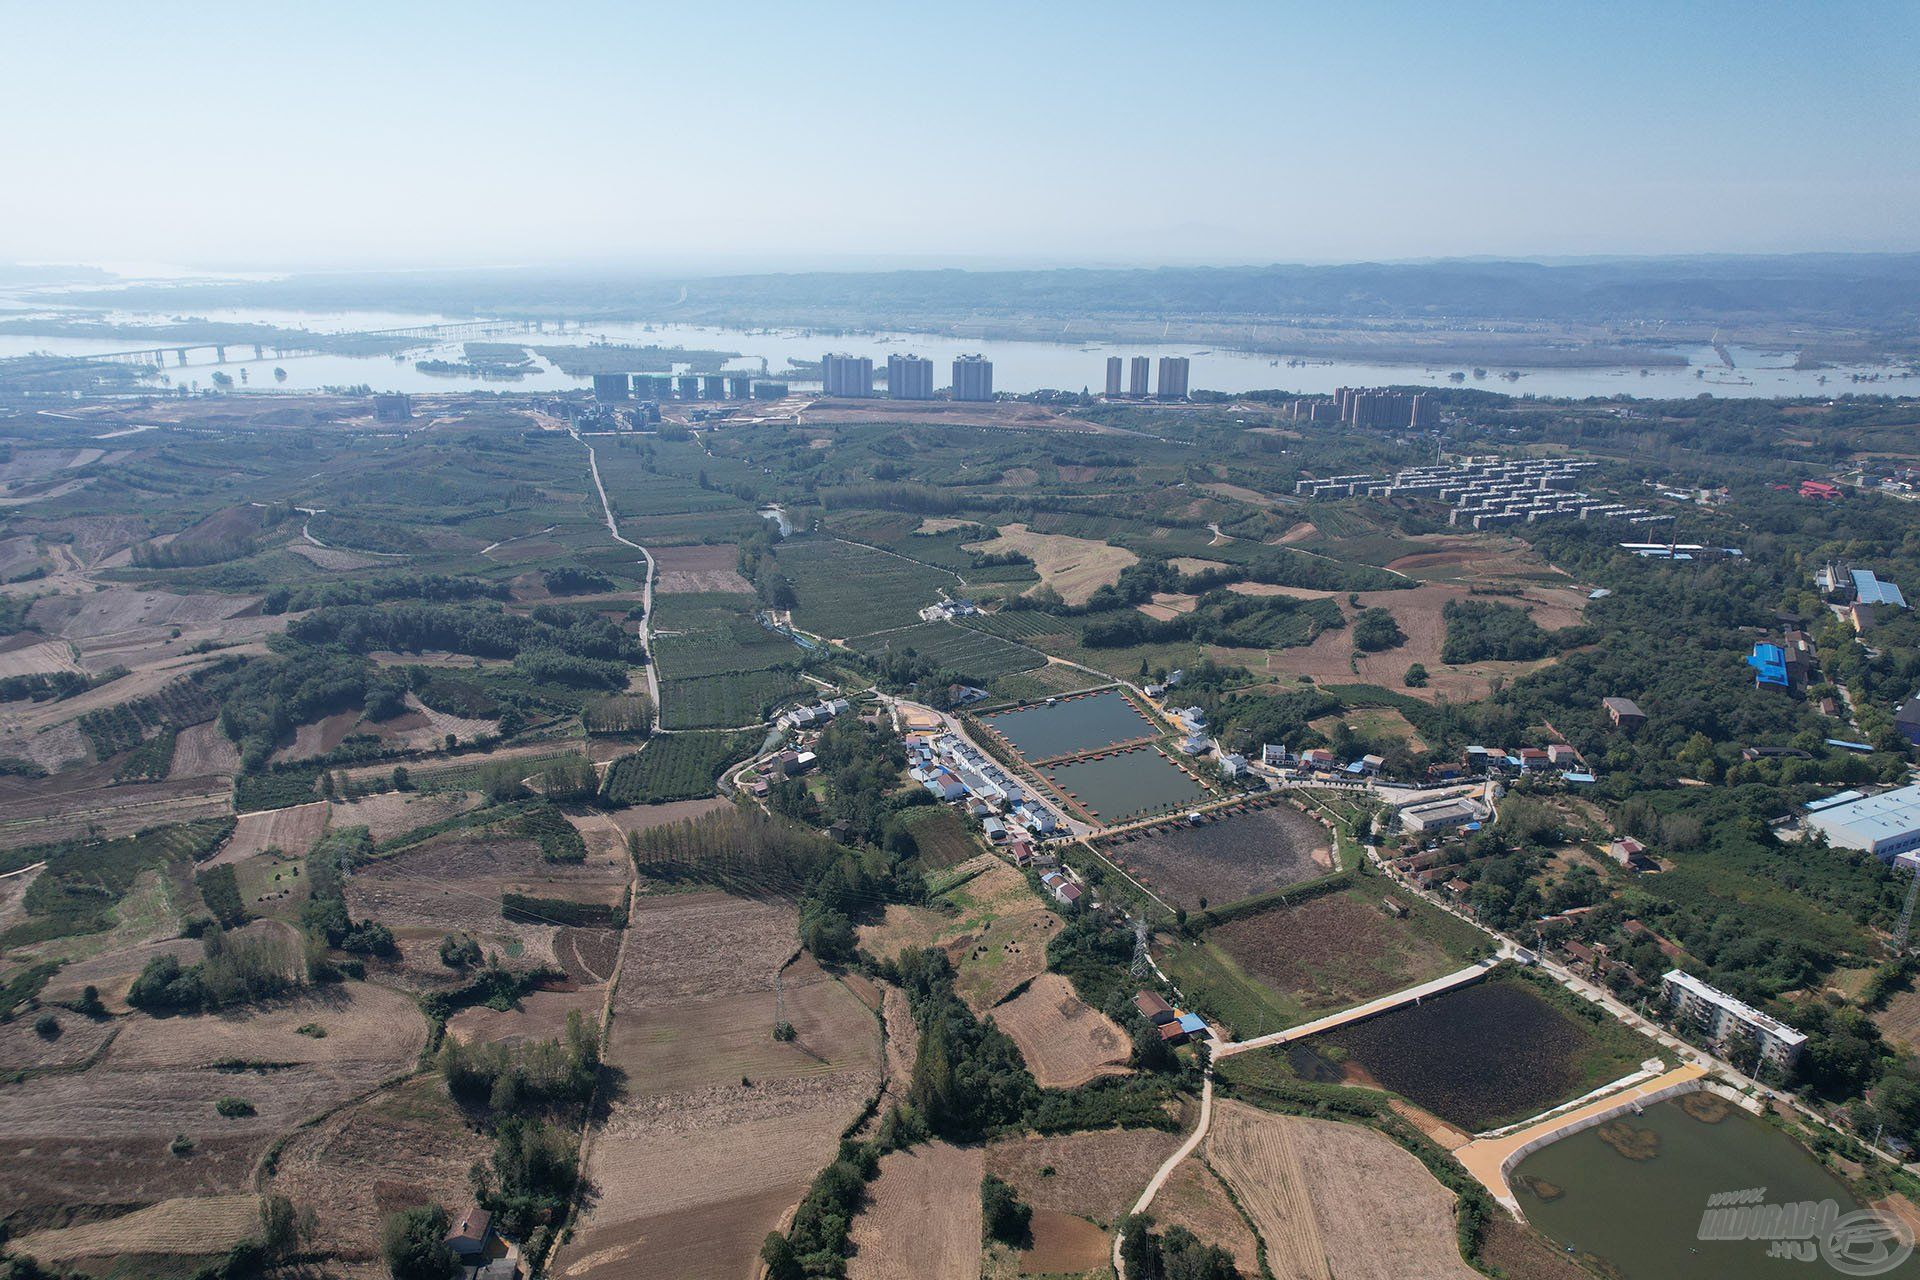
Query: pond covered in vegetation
xmin=1296 ymin=972 xmax=1638 ymax=1131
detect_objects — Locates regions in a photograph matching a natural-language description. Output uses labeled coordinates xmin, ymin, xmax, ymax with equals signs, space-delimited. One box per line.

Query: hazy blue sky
xmin=2 ymin=0 xmax=1915 ymax=272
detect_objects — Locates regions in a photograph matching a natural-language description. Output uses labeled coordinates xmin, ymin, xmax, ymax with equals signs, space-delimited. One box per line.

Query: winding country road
xmin=574 ymin=431 xmax=660 ymax=728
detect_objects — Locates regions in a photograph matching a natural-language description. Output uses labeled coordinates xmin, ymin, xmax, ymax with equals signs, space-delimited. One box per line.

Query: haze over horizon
xmin=3 ymin=0 xmax=1917 ymax=273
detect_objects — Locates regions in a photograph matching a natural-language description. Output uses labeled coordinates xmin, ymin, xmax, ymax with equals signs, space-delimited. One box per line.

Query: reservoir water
xmin=1513 ymin=1096 xmax=1916 ymax=1279
xmin=0 ymin=307 xmax=1911 ymax=401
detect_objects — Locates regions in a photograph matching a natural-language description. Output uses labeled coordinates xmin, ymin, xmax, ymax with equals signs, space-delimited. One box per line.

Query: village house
xmin=1133 ymin=991 xmax=1177 ymax=1025
xmin=1040 ymin=871 xmax=1084 ymax=909
xmin=1603 ymin=696 xmax=1646 ymax=730
xmin=446 ymin=1206 xmax=493 ymax=1262
xmin=1608 ymin=837 xmax=1659 ymax=872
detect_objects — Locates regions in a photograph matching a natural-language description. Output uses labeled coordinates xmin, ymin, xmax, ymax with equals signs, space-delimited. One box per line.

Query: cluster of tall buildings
xmin=1102 ymin=355 xmax=1190 ymax=400
xmin=1285 ymin=386 xmax=1437 ymax=429
xmin=820 ymin=352 xmax=995 ymax=402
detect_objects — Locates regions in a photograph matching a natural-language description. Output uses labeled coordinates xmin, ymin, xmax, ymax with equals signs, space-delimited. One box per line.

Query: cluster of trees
xmin=1439 ymin=598 xmax=1554 ymax=663
xmin=441 ymin=1010 xmax=600 ymax=1115
xmin=301 ymin=826 xmax=395 ymax=966
xmin=1078 ymin=591 xmax=1340 ymax=651
xmin=128 ymin=928 xmax=300 ymax=1013
xmin=895 ymin=948 xmax=1036 ymax=1140
xmin=1118 ymin=1215 xmax=1240 ymax=1280
xmin=439 ymin=1012 xmax=599 ymax=1245
xmin=288 ymin=601 xmax=642 ymax=665
xmin=1350 ymin=606 xmax=1405 ymax=652
xmin=261 ymin=572 xmax=511 ymax=616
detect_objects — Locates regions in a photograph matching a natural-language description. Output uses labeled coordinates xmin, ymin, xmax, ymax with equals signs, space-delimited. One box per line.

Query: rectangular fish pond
xmin=1040 ymin=747 xmax=1211 ymax=825
xmin=978 ymin=688 xmax=1156 ymax=761
xmin=1285 ymin=968 xmax=1658 ymax=1132
xmin=1514 ymin=1094 xmax=1902 ymax=1280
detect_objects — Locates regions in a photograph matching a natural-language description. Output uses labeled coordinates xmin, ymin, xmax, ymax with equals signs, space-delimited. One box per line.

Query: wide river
xmin=0 ymin=306 xmax=1911 ymax=400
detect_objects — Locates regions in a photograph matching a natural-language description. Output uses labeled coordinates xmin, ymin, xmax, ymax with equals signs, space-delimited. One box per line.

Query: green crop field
xmin=651 ymin=601 xmax=798 ymax=679
xmin=600 ymin=730 xmax=759 ymax=805
xmin=774 ymin=538 xmax=955 ymax=638
xmin=659 ymin=670 xmax=808 ymax=730
xmin=844 ymin=620 xmax=1046 ymax=679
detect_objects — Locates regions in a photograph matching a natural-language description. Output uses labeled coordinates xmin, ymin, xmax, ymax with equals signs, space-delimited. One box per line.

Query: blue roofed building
xmin=1749 ymin=643 xmax=1789 ymax=688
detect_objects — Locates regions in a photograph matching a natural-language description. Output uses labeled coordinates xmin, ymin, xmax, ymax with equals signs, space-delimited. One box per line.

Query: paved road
xmin=1116 ymin=1070 xmax=1213 ymax=1280
xmin=1212 ymin=958 xmax=1498 ymax=1058
xmin=576 ymin=432 xmax=660 ymax=729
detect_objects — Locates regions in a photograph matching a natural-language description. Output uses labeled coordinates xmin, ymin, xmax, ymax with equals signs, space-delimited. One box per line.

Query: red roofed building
xmin=1800 ymin=480 xmax=1844 ymax=501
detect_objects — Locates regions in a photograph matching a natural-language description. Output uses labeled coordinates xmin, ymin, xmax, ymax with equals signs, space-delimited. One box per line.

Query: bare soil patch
xmin=990 ymin=973 xmax=1130 ymax=1088
xmin=966 ymin=523 xmax=1139 ymax=606
xmin=554 ymin=925 xmax=623 ymax=984
xmin=616 ymin=891 xmax=797 ymax=1009
xmin=347 ymin=827 xmax=625 ymax=982
xmin=986 ymin=1127 xmax=1185 ymax=1228
xmin=285 ymin=541 xmax=387 ymax=571
xmin=14 ymin=1194 xmax=261 ymax=1265
xmin=848 ymin=1142 xmax=984 ymax=1280
xmin=447 ymin=983 xmax=605 ymax=1047
xmin=1264 ymin=581 xmax=1572 ymax=703
xmin=1277 ymin=520 xmax=1320 ymax=544
xmin=653 ymin=543 xmax=754 ymax=594
xmin=1875 ymin=986 xmax=1920 ymax=1054
xmin=169 ymin=721 xmax=241 ymax=779
xmin=556 ymin=898 xmax=879 ymax=1280
xmin=0 ymin=1007 xmax=117 ymax=1073
xmin=326 ymin=789 xmax=483 ymax=843
xmin=604 ymin=795 xmax=730 ymax=838
xmin=1018 ymin=1208 xmax=1112 ymax=1276
xmin=268 ymin=1075 xmax=486 ymax=1273
xmin=271 ymin=708 xmax=361 ymax=763
xmin=208 ymin=800 xmax=329 ymax=867
xmin=1102 ymin=802 xmax=1334 ymax=910
xmin=0 ymin=639 xmax=82 ymax=679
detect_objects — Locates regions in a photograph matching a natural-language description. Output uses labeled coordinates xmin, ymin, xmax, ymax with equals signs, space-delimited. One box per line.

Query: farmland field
xmin=989 ymin=972 xmax=1131 ymax=1088
xmin=1160 ymin=882 xmax=1485 ymax=1039
xmin=1207 ymin=1099 xmax=1477 ymax=1280
xmin=651 ymin=594 xmax=798 ymax=678
xmin=1099 ymin=800 xmax=1335 ymax=909
xmin=265 ymin=1075 xmax=485 ymax=1274
xmin=775 ymin=538 xmax=955 ymax=638
xmin=1305 ymin=969 xmax=1658 ymax=1131
xmin=898 ymin=804 xmax=981 ymax=870
xmin=0 ymin=983 xmax=425 ymax=1215
xmin=845 ymin=619 xmax=1046 ymax=679
xmin=984 ymin=1126 xmax=1185 ymax=1228
xmin=659 ymin=668 xmax=806 ymax=729
xmin=847 ymin=1142 xmax=983 ymax=1280
xmin=599 ymin=730 xmax=758 ymax=805
xmin=205 ymin=800 xmax=329 ymax=867
xmin=556 ymin=894 xmax=879 ymax=1280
